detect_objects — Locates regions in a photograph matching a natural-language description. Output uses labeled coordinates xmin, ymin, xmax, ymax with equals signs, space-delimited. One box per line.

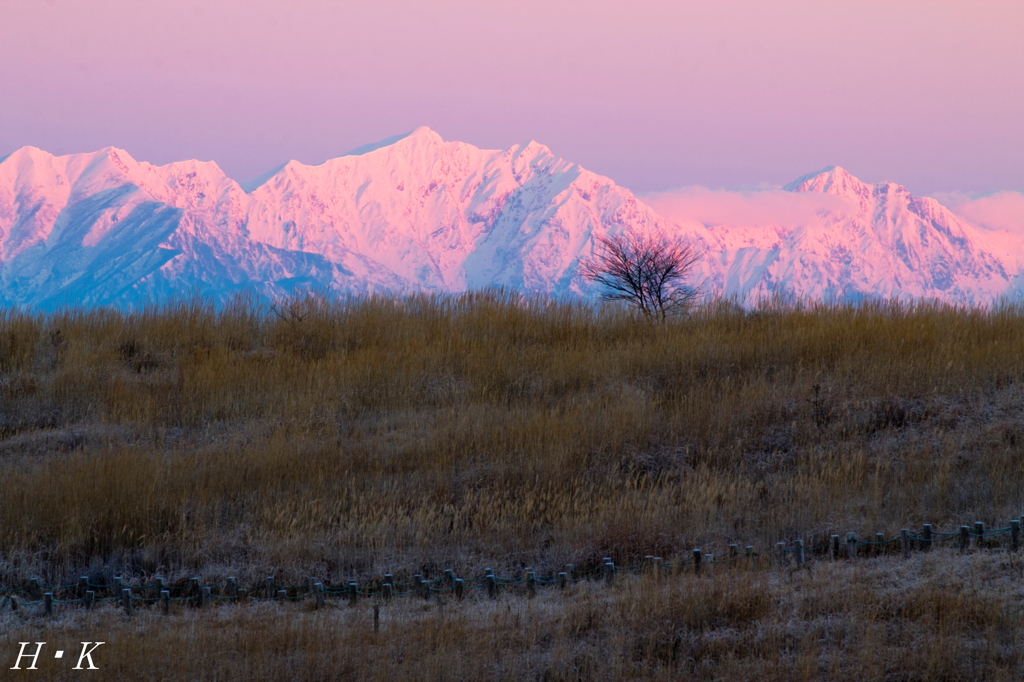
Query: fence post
xmin=122 ymin=588 xmax=133 ymax=616
xmin=313 ymin=583 xmax=325 ymax=608
xmin=901 ymin=529 xmax=910 ymax=558
xmin=160 ymin=590 xmax=169 ymax=615
xmin=486 ymin=575 xmax=497 ymax=599
xmin=238 ymin=588 xmax=248 ymax=602
xmin=155 ymin=577 xmax=166 ymax=597
xmin=729 ymin=545 xmax=739 ymax=564
xmin=29 ymin=578 xmax=41 ymax=600
xmin=693 ymin=549 xmax=702 ymax=575
xmin=875 ymin=533 xmax=885 ymax=556
xmin=10 ymin=596 xmax=19 ymax=612
xmin=454 ymin=579 xmax=464 ymax=600
xmin=975 ymin=522 xmax=984 ymax=548
xmin=603 ymin=562 xmax=615 ymax=584
xmin=1012 ymin=519 xmax=1020 ymax=552
xmin=201 ymin=587 xmax=211 ymax=609
xmin=382 ymin=583 xmax=393 ymax=600
xmin=384 ymin=574 xmax=394 ymax=589
xmin=527 ymin=569 xmax=537 ymax=596
xmin=265 ymin=577 xmax=274 ymax=599
xmin=796 ymin=539 xmax=805 ymax=566
xmin=78 ymin=577 xmax=88 ymax=598
xmin=846 ymin=533 xmax=857 ymax=559
xmin=653 ymin=557 xmax=663 ymax=580
xmin=831 ymin=535 xmax=840 ymax=560
xmin=558 ymin=572 xmax=568 ymax=590
xmin=44 ymin=592 xmax=53 ymax=616
xmin=565 ymin=564 xmax=575 ymax=581
xmin=445 ymin=569 xmax=455 ymax=591
xmin=922 ymin=524 xmax=932 ymax=552
xmin=85 ymin=590 xmax=95 ymax=611
xmin=959 ymin=526 xmax=970 ymax=553
xmin=350 ymin=581 xmax=360 ymax=606
xmin=745 ymin=546 xmax=755 ymax=570
xmin=776 ymin=542 xmax=787 ymax=566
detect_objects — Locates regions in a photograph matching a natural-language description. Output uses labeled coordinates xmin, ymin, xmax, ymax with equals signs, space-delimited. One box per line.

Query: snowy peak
xmin=784 ymin=165 xmax=873 ymax=201
xmin=0 ymin=130 xmax=1021 ymax=309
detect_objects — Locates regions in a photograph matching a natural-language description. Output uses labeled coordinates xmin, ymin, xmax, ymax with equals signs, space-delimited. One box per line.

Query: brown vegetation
xmin=2 ymin=292 xmax=1024 ymax=677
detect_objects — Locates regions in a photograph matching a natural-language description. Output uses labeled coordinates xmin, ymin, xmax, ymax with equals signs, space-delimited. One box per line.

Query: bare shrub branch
xmin=580 ymin=230 xmax=702 ymax=320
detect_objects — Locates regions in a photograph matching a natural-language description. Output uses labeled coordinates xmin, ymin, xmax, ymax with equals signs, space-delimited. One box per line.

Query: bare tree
xmin=580 ymin=230 xmax=702 ymax=321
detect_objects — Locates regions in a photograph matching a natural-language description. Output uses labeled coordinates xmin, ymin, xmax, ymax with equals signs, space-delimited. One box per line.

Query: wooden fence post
xmin=238 ymin=588 xmax=248 ymax=602
xmin=382 ymin=583 xmax=393 ymax=601
xmin=693 ymin=549 xmax=703 ymax=575
xmin=11 ymin=596 xmax=19 ymax=612
xmin=486 ymin=575 xmax=497 ymax=599
xmin=85 ymin=590 xmax=95 ymax=611
xmin=527 ymin=569 xmax=537 ymax=596
xmin=901 ymin=529 xmax=910 ymax=558
xmin=729 ymin=545 xmax=739 ymax=563
xmin=777 ymin=542 xmax=787 ymax=566
xmin=745 ymin=546 xmax=755 ymax=570
xmin=122 ymin=588 xmax=133 ymax=616
xmin=922 ymin=524 xmax=932 ymax=552
xmin=29 ymin=578 xmax=41 ymax=600
xmin=44 ymin=592 xmax=53 ymax=616
xmin=603 ymin=562 xmax=614 ymax=584
xmin=796 ymin=539 xmax=805 ymax=566
xmin=201 ymin=587 xmax=211 ymax=609
xmin=565 ymin=564 xmax=575 ymax=581
xmin=846 ymin=533 xmax=856 ymax=559
xmin=277 ymin=589 xmax=287 ymax=602
xmin=454 ymin=579 xmax=464 ymax=600
xmin=1012 ymin=519 xmax=1020 ymax=552
xmin=350 ymin=581 xmax=360 ymax=605
xmin=160 ymin=590 xmax=169 ymax=615
xmin=875 ymin=533 xmax=885 ymax=556
xmin=313 ymin=583 xmax=325 ymax=608
xmin=78 ymin=577 xmax=88 ymax=598
xmin=959 ymin=526 xmax=969 ymax=553
xmin=831 ymin=535 xmax=840 ymax=560
xmin=558 ymin=572 xmax=567 ymax=590
xmin=445 ymin=569 xmax=455 ymax=591
xmin=975 ymin=522 xmax=984 ymax=548
xmin=265 ymin=577 xmax=274 ymax=599
xmin=653 ymin=557 xmax=663 ymax=579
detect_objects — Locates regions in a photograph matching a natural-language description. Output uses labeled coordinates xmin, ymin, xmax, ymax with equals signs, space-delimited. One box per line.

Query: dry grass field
xmin=2 ymin=292 xmax=1024 ymax=679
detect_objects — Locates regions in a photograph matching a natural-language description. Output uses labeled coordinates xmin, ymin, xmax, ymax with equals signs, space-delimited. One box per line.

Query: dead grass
xmin=0 ymin=292 xmax=1023 ymax=594
xmin=4 ymin=550 xmax=1024 ymax=681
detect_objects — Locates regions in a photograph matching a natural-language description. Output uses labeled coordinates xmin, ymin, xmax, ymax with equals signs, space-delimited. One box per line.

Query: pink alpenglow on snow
xmin=1 ymin=130 xmax=1022 ymax=309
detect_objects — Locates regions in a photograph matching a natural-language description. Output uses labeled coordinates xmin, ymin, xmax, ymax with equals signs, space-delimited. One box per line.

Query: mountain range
xmin=0 ymin=127 xmax=1020 ymax=308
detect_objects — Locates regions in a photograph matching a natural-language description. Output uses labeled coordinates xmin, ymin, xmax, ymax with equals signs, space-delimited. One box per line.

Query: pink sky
xmin=1 ymin=1 xmax=1021 ymax=195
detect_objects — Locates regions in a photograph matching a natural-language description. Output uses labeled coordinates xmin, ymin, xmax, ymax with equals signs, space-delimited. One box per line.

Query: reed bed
xmin=1 ymin=292 xmax=1023 ymax=592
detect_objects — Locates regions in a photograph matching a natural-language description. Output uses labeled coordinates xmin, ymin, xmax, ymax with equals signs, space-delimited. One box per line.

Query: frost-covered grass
xmin=5 ymin=551 xmax=1024 ymax=681
xmin=1 ymin=293 xmax=1023 ymax=588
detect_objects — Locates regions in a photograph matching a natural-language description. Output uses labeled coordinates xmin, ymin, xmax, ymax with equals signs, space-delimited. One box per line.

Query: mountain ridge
xmin=0 ymin=130 xmax=1019 ymax=308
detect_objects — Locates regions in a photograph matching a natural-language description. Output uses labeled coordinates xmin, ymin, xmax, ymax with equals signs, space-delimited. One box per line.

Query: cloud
xmin=930 ymin=191 xmax=1024 ymax=235
xmin=640 ymin=186 xmax=855 ymax=227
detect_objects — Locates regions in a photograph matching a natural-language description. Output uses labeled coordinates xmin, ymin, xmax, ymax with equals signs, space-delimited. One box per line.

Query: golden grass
xmin=1 ymin=292 xmax=1023 ymax=593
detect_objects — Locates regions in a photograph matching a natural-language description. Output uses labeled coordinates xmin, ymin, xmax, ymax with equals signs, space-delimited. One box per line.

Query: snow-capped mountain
xmin=0 ymin=128 xmax=1018 ymax=308
xmin=703 ymin=166 xmax=1016 ymax=303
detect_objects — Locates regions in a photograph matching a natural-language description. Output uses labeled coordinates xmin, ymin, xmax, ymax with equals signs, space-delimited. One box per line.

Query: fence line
xmin=2 ymin=517 xmax=1021 ymax=616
